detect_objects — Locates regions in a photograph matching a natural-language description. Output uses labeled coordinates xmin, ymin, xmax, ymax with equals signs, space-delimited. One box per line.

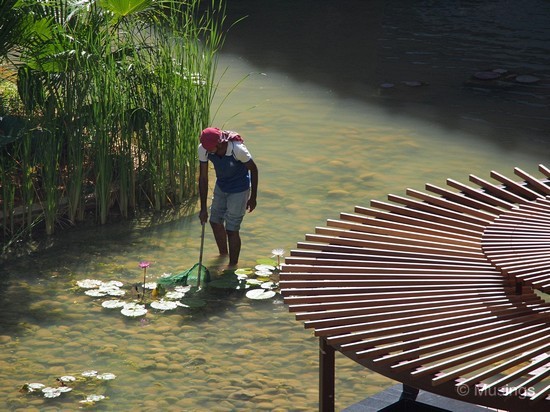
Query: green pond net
xmin=157 ymin=263 xmax=211 ymax=288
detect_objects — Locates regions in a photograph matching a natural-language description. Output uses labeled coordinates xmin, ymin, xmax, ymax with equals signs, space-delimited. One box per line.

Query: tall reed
xmin=0 ymin=0 xmax=227 ymax=250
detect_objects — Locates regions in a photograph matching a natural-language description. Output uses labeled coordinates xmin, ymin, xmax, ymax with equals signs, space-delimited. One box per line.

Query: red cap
xmin=200 ymin=127 xmax=222 ymax=151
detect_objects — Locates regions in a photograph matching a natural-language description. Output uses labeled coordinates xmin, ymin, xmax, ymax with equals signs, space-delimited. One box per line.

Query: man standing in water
xmin=198 ymin=127 xmax=258 ymax=267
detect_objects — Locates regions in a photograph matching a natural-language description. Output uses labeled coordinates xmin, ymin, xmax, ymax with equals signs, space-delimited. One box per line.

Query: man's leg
xmin=226 ymin=230 xmax=241 ymax=266
xmin=210 ymin=221 xmax=228 ymax=255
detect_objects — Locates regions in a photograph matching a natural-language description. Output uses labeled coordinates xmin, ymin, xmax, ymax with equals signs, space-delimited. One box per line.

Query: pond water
xmin=1 ymin=1 xmax=550 ymax=411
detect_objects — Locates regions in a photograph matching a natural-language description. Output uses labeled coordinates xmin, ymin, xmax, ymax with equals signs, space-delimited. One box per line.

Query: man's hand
xmin=199 ymin=209 xmax=208 ymax=224
xmin=247 ymin=198 xmax=257 ymax=213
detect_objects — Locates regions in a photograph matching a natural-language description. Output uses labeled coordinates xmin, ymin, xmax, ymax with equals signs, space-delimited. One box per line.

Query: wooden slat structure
xmin=280 ymin=164 xmax=550 ymax=412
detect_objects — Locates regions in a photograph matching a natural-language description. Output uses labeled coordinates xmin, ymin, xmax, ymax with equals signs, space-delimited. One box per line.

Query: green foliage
xmin=0 ymin=0 xmax=228 ymax=248
xmin=0 ymin=78 xmax=24 ymax=116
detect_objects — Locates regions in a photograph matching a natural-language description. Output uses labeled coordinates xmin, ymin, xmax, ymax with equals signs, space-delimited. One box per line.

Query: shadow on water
xmin=222 ymin=0 xmax=550 ymax=149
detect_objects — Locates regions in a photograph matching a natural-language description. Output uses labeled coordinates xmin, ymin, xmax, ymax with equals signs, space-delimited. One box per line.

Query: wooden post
xmin=320 ymin=337 xmax=335 ymax=412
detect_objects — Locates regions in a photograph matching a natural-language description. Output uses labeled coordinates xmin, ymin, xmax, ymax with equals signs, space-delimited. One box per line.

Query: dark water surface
xmin=1 ymin=1 xmax=550 ymax=411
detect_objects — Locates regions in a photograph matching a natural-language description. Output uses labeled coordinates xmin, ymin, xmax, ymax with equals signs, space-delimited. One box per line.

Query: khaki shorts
xmin=209 ymin=185 xmax=250 ymax=231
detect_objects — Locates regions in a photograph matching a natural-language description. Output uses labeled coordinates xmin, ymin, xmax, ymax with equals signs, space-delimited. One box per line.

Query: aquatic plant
xmin=271 ymin=248 xmax=285 ymax=269
xmin=0 ymin=0 xmax=229 ymax=246
xmin=139 ymin=261 xmax=151 ymax=302
xmin=20 ymin=369 xmax=115 ymax=406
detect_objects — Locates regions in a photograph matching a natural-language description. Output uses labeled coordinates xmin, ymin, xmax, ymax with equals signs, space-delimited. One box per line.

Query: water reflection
xmin=1 ymin=1 xmax=550 ymax=410
xmin=223 ymin=0 xmax=550 ymax=147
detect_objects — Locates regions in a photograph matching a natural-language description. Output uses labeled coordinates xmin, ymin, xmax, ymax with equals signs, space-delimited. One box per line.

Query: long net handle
xmin=197 ymin=222 xmax=206 ymax=288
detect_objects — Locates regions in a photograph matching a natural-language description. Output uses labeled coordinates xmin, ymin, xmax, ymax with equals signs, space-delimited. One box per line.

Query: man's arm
xmin=198 ymin=161 xmax=209 ymax=223
xmin=245 ymin=159 xmax=258 ymax=212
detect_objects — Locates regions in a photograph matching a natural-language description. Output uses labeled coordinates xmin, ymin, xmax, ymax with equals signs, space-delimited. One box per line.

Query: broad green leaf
xmin=98 ymin=0 xmax=153 ymax=17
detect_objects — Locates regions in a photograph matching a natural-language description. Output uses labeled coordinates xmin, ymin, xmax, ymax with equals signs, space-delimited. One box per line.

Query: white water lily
xmin=144 ymin=282 xmax=157 ymax=290
xmin=81 ymin=370 xmax=98 ymax=377
xmin=174 ymin=285 xmax=192 ymax=293
xmin=102 ymin=299 xmax=126 ymax=309
xmin=271 ymin=248 xmax=285 ymax=257
xmin=246 ymin=279 xmax=263 ymax=285
xmin=121 ymin=303 xmax=147 ymax=317
xmin=58 ymin=386 xmax=73 ymax=393
xmin=246 ymin=289 xmax=276 ymax=300
xmin=77 ymin=279 xmax=103 ymax=289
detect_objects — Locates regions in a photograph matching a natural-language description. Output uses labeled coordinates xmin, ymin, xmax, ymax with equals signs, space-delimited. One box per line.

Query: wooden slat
xmin=514 ymin=167 xmax=550 ymax=195
xmin=280 ymin=165 xmax=550 ymax=411
xmin=490 ymin=170 xmax=544 ymax=200
xmin=446 ymin=178 xmax=514 ymax=209
xmin=469 ymin=174 xmax=528 ymax=203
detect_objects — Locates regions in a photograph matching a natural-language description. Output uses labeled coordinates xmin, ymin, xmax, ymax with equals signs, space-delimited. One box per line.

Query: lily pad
xmin=235 ymin=268 xmax=253 ymax=275
xmin=180 ymin=296 xmax=207 ymax=308
xmin=120 ymin=303 xmax=147 ymax=317
xmin=96 ymin=372 xmax=116 ymax=380
xmin=77 ymin=279 xmax=104 ymax=289
xmin=85 ymin=289 xmax=108 ymax=297
xmin=58 ymin=375 xmax=76 ymax=383
xmin=42 ymin=387 xmax=62 ymax=398
xmin=26 ymin=383 xmax=45 ymax=392
xmin=246 ymin=289 xmax=276 ymax=300
xmin=208 ymin=273 xmax=241 ymax=289
xmin=102 ymin=299 xmax=126 ymax=309
xmin=165 ymin=290 xmax=186 ymax=300
xmin=150 ymin=299 xmax=179 ymax=311
xmin=255 ymin=264 xmax=275 ymax=271
xmin=256 ymin=258 xmax=278 ymax=267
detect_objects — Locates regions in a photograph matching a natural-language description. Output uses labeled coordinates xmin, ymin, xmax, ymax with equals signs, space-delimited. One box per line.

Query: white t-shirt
xmin=198 ymin=141 xmax=252 ymax=163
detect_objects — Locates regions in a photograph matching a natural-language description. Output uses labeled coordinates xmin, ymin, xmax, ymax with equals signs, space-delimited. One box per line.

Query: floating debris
xmin=473 ymin=71 xmax=501 ymax=80
xmin=380 ymin=82 xmax=395 ymax=88
xmin=515 ymin=74 xmax=540 ymax=84
xmin=402 ymin=80 xmax=425 ymax=87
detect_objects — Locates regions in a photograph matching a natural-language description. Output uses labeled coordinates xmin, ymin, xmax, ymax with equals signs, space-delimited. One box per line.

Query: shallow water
xmin=2 ymin=1 xmax=550 ymax=411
